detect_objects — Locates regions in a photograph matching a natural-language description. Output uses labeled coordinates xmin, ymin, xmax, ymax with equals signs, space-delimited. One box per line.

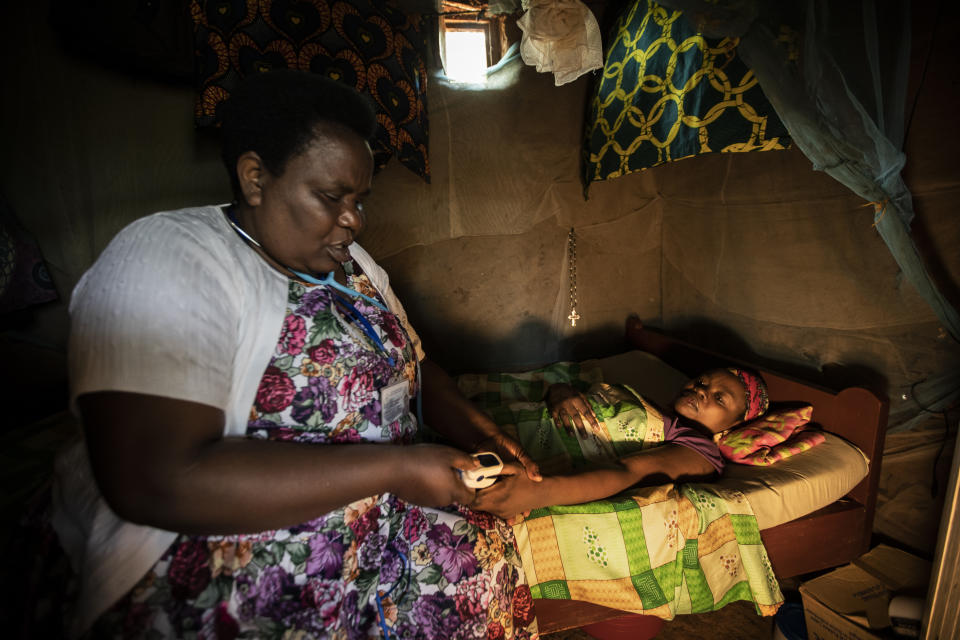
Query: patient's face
xmin=673 ymin=369 xmax=747 ymax=433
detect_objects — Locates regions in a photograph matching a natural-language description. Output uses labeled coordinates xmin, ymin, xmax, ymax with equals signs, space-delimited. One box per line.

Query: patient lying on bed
xmin=473 ymin=367 xmax=769 ymax=520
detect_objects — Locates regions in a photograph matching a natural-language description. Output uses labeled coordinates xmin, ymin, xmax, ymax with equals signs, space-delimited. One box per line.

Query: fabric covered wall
xmin=365 ymin=63 xmax=665 ymax=369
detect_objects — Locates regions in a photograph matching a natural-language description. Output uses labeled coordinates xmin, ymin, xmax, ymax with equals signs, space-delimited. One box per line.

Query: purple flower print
xmin=167 ymin=539 xmax=211 ymax=599
xmin=343 ymin=590 xmax=378 ymax=640
xmin=255 ymin=366 xmax=296 ymax=413
xmin=458 ymin=504 xmax=499 ymax=531
xmin=357 ymin=351 xmax=395 ymax=383
xmin=299 ymin=578 xmax=343 ymax=628
xmin=306 ymin=532 xmax=345 ymax=578
xmin=359 ymin=533 xmax=386 ymax=571
xmin=330 ymin=427 xmax=363 ymax=444
xmin=402 ymin=508 xmax=429 ymax=542
xmin=308 ymin=338 xmax=338 ymax=365
xmin=256 ymin=566 xmax=288 ymax=603
xmin=235 ymin=573 xmax=255 ymax=620
xmin=279 ymin=314 xmax=307 ymax=355
xmin=247 ymin=415 xmax=281 ymax=431
xmin=254 ymin=566 xmax=298 ymax=620
xmin=288 ymin=515 xmax=327 ymax=536
xmin=361 ymin=399 xmax=382 ymax=426
xmin=392 ymin=420 xmax=416 ymax=443
xmin=454 ymin=571 xmax=491 ymax=620
xmin=384 ymin=493 xmax=405 ymax=511
xmin=348 ymin=505 xmax=381 ymax=542
xmin=279 ymin=610 xmax=328 ymax=638
xmin=339 ymin=368 xmax=376 ymax=412
xmin=291 ymin=375 xmax=337 ymax=425
xmin=412 ymin=593 xmax=461 ymax=638
xmin=496 ymin=563 xmax=518 ymax=612
xmin=379 ymin=545 xmax=405 ymax=585
xmin=298 ymin=287 xmax=334 ymax=317
xmin=380 ymin=312 xmax=406 ymax=349
xmin=250 ymin=426 xmax=302 ymax=442
xmin=395 ymin=621 xmax=422 ymax=639
xmin=454 ymin=617 xmax=488 ymax=640
xmin=351 ymin=295 xmax=382 ymax=318
xmin=426 ymin=524 xmax=479 ymax=583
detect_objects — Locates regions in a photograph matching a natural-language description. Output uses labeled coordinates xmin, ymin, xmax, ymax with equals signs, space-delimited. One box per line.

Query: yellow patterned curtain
xmin=583 ymin=0 xmax=789 ymax=188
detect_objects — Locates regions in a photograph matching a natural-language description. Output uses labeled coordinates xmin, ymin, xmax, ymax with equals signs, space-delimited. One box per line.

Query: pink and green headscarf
xmin=727 ymin=367 xmax=770 ymax=421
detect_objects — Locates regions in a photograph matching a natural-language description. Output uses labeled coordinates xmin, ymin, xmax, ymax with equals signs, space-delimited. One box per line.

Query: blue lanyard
xmin=331 ymin=291 xmax=394 ymax=367
xmin=289 ymin=268 xmax=388 ymax=312
xmin=376 ymin=551 xmax=411 ymax=639
xmin=224 ymin=208 xmax=387 ymax=311
xmin=226 ymin=207 xmax=420 ymax=417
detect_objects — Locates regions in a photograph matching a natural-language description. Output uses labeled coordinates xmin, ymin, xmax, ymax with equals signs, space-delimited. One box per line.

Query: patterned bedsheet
xmin=457 ymin=363 xmax=784 ymax=619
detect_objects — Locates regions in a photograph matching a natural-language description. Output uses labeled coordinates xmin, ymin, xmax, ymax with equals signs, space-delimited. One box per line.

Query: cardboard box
xmin=799 ymin=545 xmax=931 ymax=640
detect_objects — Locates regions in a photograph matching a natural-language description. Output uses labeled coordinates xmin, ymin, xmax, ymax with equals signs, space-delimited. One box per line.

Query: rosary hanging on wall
xmin=567 ymin=227 xmax=580 ymax=327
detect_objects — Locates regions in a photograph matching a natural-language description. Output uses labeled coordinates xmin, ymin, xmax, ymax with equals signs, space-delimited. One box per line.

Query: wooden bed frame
xmin=533 ymin=317 xmax=889 ymax=634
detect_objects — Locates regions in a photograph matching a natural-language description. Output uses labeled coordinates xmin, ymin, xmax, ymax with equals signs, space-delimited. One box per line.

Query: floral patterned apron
xmin=89 ymin=261 xmax=537 ymax=640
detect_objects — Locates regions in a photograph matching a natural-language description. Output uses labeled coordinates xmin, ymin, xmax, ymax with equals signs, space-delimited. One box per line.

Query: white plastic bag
xmin=517 ymin=0 xmax=603 ymax=85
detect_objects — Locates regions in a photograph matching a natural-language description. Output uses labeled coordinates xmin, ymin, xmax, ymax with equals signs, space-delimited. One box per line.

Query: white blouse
xmin=52 ymin=204 xmax=423 ymax=636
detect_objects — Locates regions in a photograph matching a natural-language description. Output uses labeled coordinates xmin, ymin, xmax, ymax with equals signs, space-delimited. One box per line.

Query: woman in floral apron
xmin=57 ymin=70 xmax=540 ymax=639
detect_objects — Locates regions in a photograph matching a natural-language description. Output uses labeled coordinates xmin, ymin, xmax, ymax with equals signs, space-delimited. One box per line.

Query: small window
xmin=445 ymin=30 xmax=488 ymax=82
xmin=439 ymin=1 xmax=509 ymax=84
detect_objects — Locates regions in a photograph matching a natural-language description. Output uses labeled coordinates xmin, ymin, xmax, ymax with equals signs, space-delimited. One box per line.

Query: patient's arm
xmin=474 ymin=443 xmax=716 ymax=520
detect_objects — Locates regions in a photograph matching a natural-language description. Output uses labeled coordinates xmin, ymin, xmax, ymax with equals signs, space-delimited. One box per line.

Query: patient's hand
xmin=545 ymin=383 xmax=602 ymax=439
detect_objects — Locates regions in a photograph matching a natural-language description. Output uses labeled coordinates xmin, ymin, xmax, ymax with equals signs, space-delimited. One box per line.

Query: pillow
xmin=718 ymin=405 xmax=826 ymax=466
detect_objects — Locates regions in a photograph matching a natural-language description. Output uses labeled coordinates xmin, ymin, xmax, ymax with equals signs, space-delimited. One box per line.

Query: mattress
xmin=582 ymin=350 xmax=870 ymax=530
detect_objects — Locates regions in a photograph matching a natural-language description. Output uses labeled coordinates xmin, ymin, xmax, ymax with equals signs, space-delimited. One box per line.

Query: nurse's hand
xmin=473 ymin=430 xmax=542 ymax=483
xmin=391 ymin=444 xmax=481 ymax=507
xmin=472 ymin=462 xmax=545 ymax=520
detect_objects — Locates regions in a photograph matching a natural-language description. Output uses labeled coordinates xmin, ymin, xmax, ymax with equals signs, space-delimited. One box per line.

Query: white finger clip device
xmin=461 ymin=452 xmax=504 ymax=489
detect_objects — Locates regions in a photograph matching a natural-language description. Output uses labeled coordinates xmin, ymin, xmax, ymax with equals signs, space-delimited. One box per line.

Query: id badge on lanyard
xmin=380 ymin=378 xmax=410 ymax=426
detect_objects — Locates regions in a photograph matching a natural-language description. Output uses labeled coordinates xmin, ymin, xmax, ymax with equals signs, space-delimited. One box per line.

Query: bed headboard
xmin=624 ymin=317 xmax=888 ymax=512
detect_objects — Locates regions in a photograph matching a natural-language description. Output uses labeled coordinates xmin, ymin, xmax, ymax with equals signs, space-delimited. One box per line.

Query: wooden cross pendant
xmin=568 ymin=308 xmax=580 ymax=327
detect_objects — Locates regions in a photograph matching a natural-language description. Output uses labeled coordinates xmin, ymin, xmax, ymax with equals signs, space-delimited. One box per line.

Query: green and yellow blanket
xmin=457 ymin=363 xmax=783 ymax=619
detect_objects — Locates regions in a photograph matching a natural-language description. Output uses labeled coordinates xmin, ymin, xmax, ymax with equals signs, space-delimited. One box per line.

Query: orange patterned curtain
xmin=191 ymin=0 xmax=432 ymax=181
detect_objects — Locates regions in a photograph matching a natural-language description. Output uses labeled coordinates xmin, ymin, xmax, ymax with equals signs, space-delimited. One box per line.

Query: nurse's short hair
xmin=219 ymin=69 xmax=377 ymax=197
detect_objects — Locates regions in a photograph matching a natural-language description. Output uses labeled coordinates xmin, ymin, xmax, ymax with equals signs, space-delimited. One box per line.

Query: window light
xmin=438 ymin=1 xmax=511 ymax=86
xmin=444 ymin=30 xmax=488 ymax=83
